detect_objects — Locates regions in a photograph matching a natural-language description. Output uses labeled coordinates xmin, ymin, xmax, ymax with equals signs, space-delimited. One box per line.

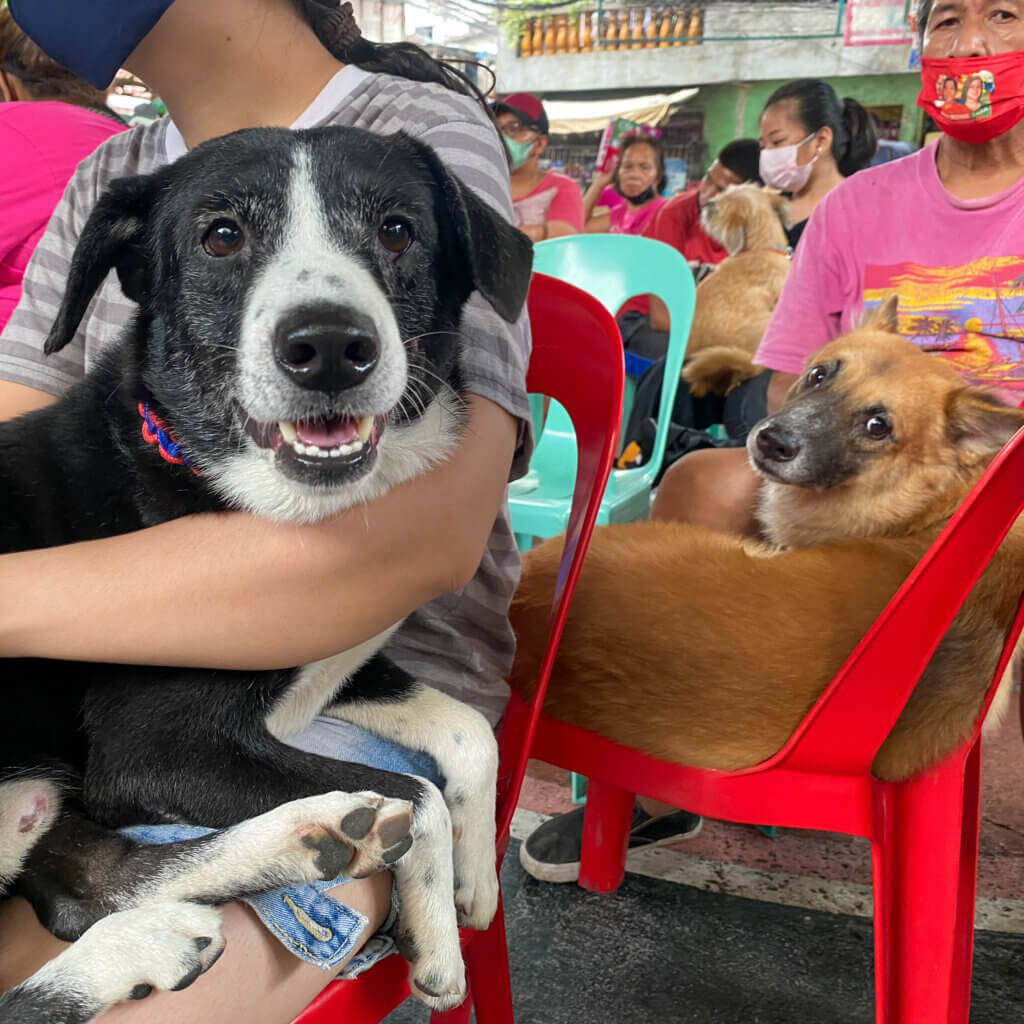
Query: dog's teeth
xmin=356 ymin=417 xmax=373 ymax=443
xmin=317 ymin=448 xmax=330 ymax=459
xmin=330 ymin=446 xmax=343 ymax=457
xmin=293 ymin=441 xmax=309 ymax=455
xmin=278 ymin=421 xmax=297 ymax=444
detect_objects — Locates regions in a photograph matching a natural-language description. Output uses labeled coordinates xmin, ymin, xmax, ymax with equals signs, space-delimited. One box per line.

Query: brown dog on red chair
xmin=510 ymin=305 xmax=1024 ymax=781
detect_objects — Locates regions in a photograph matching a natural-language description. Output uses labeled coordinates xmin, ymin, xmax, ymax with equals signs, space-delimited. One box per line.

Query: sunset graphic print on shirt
xmin=862 ymin=257 xmax=1024 ymax=406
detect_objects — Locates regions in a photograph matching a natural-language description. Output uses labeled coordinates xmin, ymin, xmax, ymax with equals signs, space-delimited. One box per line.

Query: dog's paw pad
xmin=327 ymin=795 xmax=413 ymax=879
xmin=301 ymin=829 xmax=355 ymax=878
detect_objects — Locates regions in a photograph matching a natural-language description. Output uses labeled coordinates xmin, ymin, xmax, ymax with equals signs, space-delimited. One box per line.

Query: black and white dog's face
xmin=46 ymin=127 xmax=532 ymax=522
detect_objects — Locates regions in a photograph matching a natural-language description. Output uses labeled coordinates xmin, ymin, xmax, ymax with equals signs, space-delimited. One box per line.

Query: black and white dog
xmin=0 ymin=125 xmax=532 ymax=1022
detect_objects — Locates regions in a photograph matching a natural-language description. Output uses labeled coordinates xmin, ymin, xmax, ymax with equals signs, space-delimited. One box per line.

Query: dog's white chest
xmin=264 ymin=625 xmax=401 ymax=740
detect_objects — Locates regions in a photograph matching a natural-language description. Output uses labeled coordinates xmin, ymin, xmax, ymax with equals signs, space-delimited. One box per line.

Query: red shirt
xmin=621 ymin=189 xmax=728 ymax=318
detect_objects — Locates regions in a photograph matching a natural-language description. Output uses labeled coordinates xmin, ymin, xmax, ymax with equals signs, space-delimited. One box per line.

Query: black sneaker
xmin=519 ymin=804 xmax=703 ymax=883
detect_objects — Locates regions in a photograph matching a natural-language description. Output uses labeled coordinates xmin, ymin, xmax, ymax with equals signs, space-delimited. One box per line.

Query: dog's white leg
xmin=3 ymin=903 xmax=224 ymax=1024
xmin=0 ymin=779 xmax=61 ymax=890
xmin=324 ymin=683 xmax=500 ymax=929
xmin=136 ymin=791 xmax=414 ymax=906
xmin=390 ymin=778 xmax=466 ymax=1010
xmin=982 ymin=640 xmax=1023 ymax=735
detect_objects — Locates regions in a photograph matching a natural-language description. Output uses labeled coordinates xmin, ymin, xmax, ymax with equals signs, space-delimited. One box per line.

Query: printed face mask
xmin=758 ymin=133 xmax=818 ymax=194
xmin=503 ymin=135 xmax=536 ymax=172
xmin=917 ymin=52 xmax=1024 ymax=145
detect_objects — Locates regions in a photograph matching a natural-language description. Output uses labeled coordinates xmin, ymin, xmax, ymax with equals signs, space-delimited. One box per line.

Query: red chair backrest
xmin=494 ymin=273 xmax=624 ymax=842
xmin=762 ymin=426 xmax=1024 ymax=778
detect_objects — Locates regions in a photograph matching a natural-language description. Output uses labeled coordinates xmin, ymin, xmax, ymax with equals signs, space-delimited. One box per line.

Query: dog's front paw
xmin=399 ymin=931 xmax=467 ymax=1012
xmin=454 ymin=860 xmax=499 ymax=930
xmin=64 ymin=902 xmax=225 ymax=1010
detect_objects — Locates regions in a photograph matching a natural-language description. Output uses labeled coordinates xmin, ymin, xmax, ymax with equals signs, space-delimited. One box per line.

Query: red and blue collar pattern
xmin=138 ymin=402 xmax=199 ymax=475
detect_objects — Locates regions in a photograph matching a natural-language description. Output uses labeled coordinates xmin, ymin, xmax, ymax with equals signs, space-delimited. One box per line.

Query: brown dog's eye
xmin=202 ymin=220 xmax=244 ymax=257
xmin=865 ymin=415 xmax=892 ymax=440
xmin=378 ymin=217 xmax=413 ymax=257
xmin=806 ymin=364 xmax=830 ymax=388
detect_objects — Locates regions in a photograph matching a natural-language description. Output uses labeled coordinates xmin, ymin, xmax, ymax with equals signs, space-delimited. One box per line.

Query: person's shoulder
xmin=826 ymin=145 xmax=928 ymax=208
xmin=66 ymin=117 xmax=170 ymax=190
xmin=342 ymin=72 xmax=494 ymax=133
xmin=544 ymin=170 xmax=579 ymax=191
xmin=646 ymin=188 xmax=697 ymax=233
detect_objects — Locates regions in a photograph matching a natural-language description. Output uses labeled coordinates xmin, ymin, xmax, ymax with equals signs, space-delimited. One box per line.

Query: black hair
xmin=916 ymin=0 xmax=931 ymax=40
xmin=762 ymin=78 xmax=877 ymax=178
xmin=717 ymin=138 xmax=761 ymax=184
xmin=614 ymin=133 xmax=668 ymax=197
xmin=290 ymin=1 xmax=495 ymax=123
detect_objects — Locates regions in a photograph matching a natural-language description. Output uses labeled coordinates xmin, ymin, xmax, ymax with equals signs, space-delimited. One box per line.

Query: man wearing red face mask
xmin=648 ymin=0 xmax=1024 ymax=537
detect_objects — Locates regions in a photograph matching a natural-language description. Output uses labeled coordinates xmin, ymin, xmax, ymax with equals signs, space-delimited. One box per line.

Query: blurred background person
xmin=0 ymin=7 xmax=126 ymax=333
xmin=583 ymin=131 xmax=667 ymax=236
xmin=493 ymin=91 xmax=583 ymax=242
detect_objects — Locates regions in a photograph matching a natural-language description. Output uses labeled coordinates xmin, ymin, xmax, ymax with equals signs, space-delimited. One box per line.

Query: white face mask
xmin=758 ymin=133 xmax=819 ymax=193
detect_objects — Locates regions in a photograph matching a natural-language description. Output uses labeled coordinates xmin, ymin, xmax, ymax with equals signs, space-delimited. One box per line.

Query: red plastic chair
xmin=502 ymin=425 xmax=1024 ymax=1023
xmin=293 ymin=272 xmax=625 ymax=1024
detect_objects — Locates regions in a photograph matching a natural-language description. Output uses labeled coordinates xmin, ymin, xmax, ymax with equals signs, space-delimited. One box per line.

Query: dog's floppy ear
xmin=765 ymin=189 xmax=793 ymax=229
xmin=420 ymin=144 xmax=533 ymax=324
xmin=858 ymin=294 xmax=900 ymax=335
xmin=45 ymin=174 xmax=159 ymax=355
xmin=946 ymin=388 xmax=1024 ymax=463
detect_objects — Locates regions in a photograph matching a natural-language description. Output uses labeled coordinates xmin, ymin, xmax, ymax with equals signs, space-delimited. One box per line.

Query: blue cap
xmin=8 ymin=0 xmax=175 ymax=89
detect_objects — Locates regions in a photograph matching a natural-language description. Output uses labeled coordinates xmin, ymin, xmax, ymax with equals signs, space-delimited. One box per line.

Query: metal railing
xmin=513 ymin=1 xmax=847 ymax=57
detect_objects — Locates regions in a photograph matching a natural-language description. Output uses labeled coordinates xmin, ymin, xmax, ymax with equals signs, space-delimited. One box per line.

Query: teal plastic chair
xmin=509 ymin=235 xmax=695 ymax=544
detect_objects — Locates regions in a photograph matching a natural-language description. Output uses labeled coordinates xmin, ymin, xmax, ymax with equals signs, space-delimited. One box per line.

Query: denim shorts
xmin=122 ymin=717 xmax=442 ymax=974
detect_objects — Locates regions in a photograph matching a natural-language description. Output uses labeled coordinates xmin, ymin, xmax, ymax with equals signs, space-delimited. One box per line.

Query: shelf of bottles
xmin=517 ymin=7 xmax=704 ymax=57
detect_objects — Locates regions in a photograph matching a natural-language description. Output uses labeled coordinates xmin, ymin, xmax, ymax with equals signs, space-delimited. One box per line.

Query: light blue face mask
xmin=503 ymin=135 xmax=536 ymax=172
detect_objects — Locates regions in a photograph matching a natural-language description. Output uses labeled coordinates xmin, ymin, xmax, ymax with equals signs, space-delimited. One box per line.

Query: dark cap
xmin=492 ymin=92 xmax=549 ymax=135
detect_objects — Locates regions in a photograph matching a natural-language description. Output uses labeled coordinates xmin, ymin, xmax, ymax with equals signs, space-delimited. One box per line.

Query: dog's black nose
xmin=755 ymin=424 xmax=799 ymax=463
xmin=274 ymin=307 xmax=379 ymax=391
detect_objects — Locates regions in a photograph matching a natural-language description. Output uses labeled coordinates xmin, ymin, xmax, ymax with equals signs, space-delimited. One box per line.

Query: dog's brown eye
xmin=806 ymin=364 xmax=829 ymax=387
xmin=378 ymin=217 xmax=413 ymax=256
xmin=865 ymin=415 xmax=892 ymax=440
xmin=203 ymin=220 xmax=244 ymax=257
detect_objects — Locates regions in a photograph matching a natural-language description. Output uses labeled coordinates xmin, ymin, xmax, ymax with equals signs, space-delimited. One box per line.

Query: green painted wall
xmin=689 ymin=73 xmax=922 ymax=173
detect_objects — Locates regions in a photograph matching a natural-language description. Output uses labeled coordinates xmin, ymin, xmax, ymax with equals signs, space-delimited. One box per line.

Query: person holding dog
xmin=616 ymin=138 xmax=762 ymax=361
xmin=582 ymin=131 xmax=668 ymax=236
xmin=653 ymin=0 xmax=1024 ymax=537
xmin=0 ymin=0 xmax=533 ymax=1021
xmin=493 ymin=91 xmax=585 ymax=242
xmin=0 ymin=8 xmax=126 ymax=331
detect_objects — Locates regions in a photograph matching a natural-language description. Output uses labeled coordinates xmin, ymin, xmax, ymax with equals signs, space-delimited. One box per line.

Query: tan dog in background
xmin=510 ymin=307 xmax=1024 ymax=782
xmin=680 ymin=183 xmax=790 ymax=398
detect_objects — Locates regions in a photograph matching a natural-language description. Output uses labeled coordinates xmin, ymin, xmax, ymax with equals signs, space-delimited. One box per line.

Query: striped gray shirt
xmin=0 ymin=69 xmax=532 ymax=726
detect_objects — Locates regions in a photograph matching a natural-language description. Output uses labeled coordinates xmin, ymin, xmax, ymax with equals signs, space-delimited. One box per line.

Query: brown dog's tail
xmin=682 ymin=346 xmax=763 ymax=398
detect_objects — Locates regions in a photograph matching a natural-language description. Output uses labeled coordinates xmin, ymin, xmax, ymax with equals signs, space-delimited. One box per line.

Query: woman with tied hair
xmin=0 ymin=0 xmax=533 ymax=1020
xmin=583 ymin=132 xmax=668 ymax=236
xmin=0 ymin=7 xmax=126 ymax=330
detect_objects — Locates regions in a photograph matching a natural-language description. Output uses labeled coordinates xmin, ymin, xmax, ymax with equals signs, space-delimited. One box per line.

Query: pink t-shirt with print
xmin=599 ymin=186 xmax=666 ymax=235
xmin=0 ymin=102 xmax=126 ymax=331
xmin=513 ymin=170 xmax=585 ymax=232
xmin=755 ymin=141 xmax=1024 ymax=406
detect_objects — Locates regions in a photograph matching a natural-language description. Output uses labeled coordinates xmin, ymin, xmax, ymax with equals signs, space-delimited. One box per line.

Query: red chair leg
xmin=578 ymin=779 xmax=634 ymax=893
xmin=949 ymin=742 xmax=981 ymax=1021
xmin=870 ymin=752 xmax=977 ymax=1024
xmin=430 ymin=896 xmax=514 ymax=1024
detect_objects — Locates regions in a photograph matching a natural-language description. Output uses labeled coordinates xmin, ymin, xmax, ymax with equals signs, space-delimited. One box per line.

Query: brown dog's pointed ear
xmin=44 ymin=174 xmax=158 ymax=355
xmin=858 ymin=294 xmax=900 ymax=335
xmin=946 ymin=388 xmax=1024 ymax=463
xmin=417 ymin=138 xmax=533 ymax=324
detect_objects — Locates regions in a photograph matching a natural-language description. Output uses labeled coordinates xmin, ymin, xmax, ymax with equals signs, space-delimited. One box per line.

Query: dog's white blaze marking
xmin=16 ymin=903 xmax=224 ymax=1017
xmin=207 ymin=390 xmax=461 ymax=523
xmin=265 ymin=625 xmax=401 ymax=740
xmin=324 ymin=683 xmax=499 ymax=927
xmin=236 ymin=146 xmax=406 ymax=426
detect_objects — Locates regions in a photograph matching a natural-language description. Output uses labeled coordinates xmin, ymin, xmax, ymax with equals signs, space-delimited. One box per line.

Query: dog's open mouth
xmin=244 ymin=413 xmax=385 ymax=480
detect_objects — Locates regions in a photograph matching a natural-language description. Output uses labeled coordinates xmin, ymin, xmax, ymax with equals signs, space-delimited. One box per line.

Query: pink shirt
xmin=756 ymin=142 xmax=1024 ymax=406
xmin=599 ymin=186 xmax=666 ymax=235
xmin=513 ymin=170 xmax=585 ymax=232
xmin=0 ymin=102 xmax=126 ymax=331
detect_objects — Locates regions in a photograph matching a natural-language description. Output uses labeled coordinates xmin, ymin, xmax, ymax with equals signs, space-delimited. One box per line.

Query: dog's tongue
xmin=295 ymin=416 xmax=359 ymax=447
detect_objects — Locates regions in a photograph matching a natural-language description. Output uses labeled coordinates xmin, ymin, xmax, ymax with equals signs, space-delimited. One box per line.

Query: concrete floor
xmin=385 ymin=692 xmax=1024 ymax=1022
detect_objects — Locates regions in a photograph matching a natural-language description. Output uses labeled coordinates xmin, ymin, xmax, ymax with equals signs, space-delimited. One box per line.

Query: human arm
xmin=0 ymin=391 xmax=518 ymax=666
xmin=518 ymin=219 xmax=576 ymax=242
xmin=582 ymin=172 xmax=615 ymax=232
